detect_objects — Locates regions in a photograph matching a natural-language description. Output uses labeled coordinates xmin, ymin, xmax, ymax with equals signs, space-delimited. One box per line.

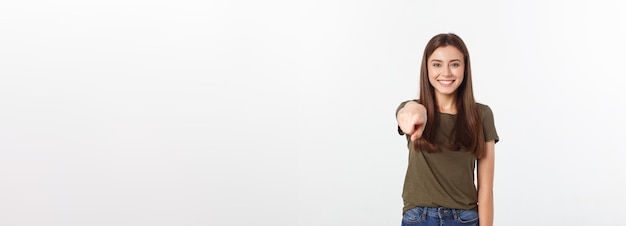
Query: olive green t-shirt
xmin=396 ymin=100 xmax=499 ymax=213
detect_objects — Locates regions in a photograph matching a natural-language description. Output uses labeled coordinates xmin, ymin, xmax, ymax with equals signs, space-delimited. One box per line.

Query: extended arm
xmin=396 ymin=101 xmax=427 ymax=141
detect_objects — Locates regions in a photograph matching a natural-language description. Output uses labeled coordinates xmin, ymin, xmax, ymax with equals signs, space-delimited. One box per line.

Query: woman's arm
xmin=477 ymin=140 xmax=496 ymax=226
xmin=396 ymin=101 xmax=427 ymax=141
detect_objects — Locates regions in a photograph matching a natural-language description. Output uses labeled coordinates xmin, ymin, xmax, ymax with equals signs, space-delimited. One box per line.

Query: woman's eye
xmin=433 ymin=63 xmax=441 ymax=67
xmin=451 ymin=63 xmax=460 ymax=67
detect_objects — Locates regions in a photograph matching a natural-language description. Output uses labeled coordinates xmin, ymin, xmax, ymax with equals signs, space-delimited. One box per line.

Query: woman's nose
xmin=442 ymin=66 xmax=452 ymax=76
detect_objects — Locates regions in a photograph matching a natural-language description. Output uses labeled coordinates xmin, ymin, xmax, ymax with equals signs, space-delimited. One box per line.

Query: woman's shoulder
xmin=475 ymin=102 xmax=495 ymax=118
xmin=475 ymin=102 xmax=490 ymax=109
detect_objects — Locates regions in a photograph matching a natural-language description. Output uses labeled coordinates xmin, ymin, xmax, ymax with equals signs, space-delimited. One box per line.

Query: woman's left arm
xmin=477 ymin=140 xmax=496 ymax=226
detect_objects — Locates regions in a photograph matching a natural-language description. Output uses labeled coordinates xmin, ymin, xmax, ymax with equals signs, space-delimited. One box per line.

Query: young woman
xmin=396 ymin=33 xmax=499 ymax=226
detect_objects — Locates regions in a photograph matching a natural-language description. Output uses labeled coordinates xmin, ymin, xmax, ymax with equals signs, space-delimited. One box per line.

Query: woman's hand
xmin=396 ymin=101 xmax=427 ymax=141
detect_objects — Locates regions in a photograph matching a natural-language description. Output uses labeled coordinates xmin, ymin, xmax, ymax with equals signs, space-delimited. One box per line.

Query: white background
xmin=1 ymin=1 xmax=625 ymax=225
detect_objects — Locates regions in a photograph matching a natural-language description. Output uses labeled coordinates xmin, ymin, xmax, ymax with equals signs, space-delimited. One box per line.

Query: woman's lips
xmin=438 ymin=80 xmax=455 ymax=87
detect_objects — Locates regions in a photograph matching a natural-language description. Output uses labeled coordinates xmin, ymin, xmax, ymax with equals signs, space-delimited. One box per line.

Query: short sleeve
xmin=478 ymin=104 xmax=499 ymax=143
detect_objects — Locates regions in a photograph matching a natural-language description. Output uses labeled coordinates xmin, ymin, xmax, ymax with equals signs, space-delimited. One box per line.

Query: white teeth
xmin=439 ymin=80 xmax=453 ymax=84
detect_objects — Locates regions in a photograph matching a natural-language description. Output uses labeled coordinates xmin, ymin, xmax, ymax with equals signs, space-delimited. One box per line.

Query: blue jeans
xmin=401 ymin=206 xmax=479 ymax=226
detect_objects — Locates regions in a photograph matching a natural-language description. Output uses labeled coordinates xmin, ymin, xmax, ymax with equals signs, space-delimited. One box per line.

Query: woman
xmin=396 ymin=33 xmax=499 ymax=226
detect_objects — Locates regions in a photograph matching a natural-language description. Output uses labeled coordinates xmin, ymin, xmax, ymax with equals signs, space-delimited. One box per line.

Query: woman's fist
xmin=397 ymin=101 xmax=427 ymax=141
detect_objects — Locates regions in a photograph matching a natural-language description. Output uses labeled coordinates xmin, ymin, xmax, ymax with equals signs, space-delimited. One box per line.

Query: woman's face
xmin=427 ymin=45 xmax=465 ymax=97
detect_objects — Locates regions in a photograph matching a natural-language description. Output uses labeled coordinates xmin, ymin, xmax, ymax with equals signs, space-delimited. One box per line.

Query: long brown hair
xmin=415 ymin=33 xmax=486 ymax=159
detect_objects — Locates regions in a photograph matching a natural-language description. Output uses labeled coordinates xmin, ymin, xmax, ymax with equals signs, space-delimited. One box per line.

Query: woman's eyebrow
xmin=430 ymin=59 xmax=462 ymax=62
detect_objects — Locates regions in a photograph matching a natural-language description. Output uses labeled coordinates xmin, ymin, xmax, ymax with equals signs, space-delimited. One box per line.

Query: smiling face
xmin=427 ymin=45 xmax=465 ymax=99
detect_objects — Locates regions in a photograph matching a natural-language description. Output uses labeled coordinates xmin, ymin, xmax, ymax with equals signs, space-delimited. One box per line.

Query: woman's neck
xmin=435 ymin=94 xmax=457 ymax=114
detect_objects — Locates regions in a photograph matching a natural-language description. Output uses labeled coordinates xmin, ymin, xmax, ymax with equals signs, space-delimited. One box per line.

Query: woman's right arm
xmin=396 ymin=101 xmax=427 ymax=141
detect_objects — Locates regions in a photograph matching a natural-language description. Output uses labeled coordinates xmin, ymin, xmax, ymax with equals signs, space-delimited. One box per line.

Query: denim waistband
xmin=414 ymin=206 xmax=465 ymax=218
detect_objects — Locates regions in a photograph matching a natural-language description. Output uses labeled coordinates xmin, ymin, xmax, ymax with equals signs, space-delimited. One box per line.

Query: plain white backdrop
xmin=1 ymin=1 xmax=625 ymax=225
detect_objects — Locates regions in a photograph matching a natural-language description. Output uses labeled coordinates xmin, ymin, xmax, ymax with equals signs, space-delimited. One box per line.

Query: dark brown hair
xmin=415 ymin=33 xmax=486 ymax=159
